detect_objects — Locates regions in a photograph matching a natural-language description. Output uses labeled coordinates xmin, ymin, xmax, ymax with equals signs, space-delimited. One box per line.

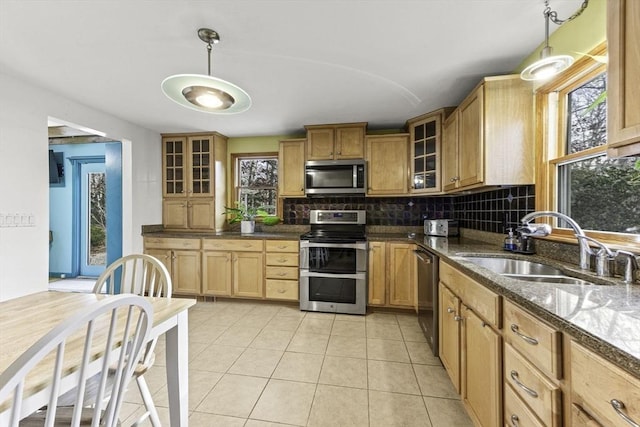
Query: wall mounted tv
xmin=49 ymin=150 xmax=64 ymax=185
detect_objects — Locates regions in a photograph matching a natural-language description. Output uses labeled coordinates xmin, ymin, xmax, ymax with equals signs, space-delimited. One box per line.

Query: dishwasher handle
xmin=414 ymin=249 xmax=435 ymax=263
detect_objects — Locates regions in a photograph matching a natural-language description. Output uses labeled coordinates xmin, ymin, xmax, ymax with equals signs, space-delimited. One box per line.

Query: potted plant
xmin=225 ymin=202 xmax=269 ymax=234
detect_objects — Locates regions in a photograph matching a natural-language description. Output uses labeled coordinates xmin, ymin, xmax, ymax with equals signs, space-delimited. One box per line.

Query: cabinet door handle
xmin=454 ymin=315 xmax=463 ymax=322
xmin=509 ymin=414 xmax=520 ymax=427
xmin=510 ymin=324 xmax=539 ymax=345
xmin=509 ymin=370 xmax=538 ymax=398
xmin=447 ymin=307 xmax=455 ymax=314
xmin=611 ymin=399 xmax=640 ymax=427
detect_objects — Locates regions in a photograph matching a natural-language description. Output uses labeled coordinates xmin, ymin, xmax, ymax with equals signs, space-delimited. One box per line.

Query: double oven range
xmin=299 ymin=210 xmax=367 ymax=315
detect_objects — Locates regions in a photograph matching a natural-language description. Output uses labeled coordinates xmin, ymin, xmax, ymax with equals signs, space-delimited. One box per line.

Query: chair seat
xmin=19 ymin=407 xmax=122 ymax=426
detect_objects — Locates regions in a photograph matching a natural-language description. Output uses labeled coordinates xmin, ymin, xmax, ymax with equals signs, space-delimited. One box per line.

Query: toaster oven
xmin=424 ymin=219 xmax=459 ymax=237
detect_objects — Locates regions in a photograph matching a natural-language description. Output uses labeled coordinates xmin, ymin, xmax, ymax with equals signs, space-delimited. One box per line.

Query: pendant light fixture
xmin=520 ymin=0 xmax=589 ymax=81
xmin=161 ymin=28 xmax=251 ymax=114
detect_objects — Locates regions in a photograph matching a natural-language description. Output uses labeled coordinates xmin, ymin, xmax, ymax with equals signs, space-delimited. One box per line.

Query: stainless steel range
xmin=299 ymin=210 xmax=367 ymax=315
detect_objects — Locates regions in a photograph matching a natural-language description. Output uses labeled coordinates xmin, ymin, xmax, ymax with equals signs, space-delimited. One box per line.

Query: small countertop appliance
xmin=424 ymin=219 xmax=459 ymax=237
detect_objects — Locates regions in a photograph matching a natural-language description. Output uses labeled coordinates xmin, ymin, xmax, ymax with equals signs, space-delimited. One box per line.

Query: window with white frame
xmin=545 ymin=64 xmax=640 ymax=236
xmin=234 ymin=155 xmax=278 ymax=215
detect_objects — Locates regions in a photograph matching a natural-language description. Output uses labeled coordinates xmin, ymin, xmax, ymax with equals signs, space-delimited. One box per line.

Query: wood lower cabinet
xmin=365 ymin=134 xmax=410 ymax=195
xmin=571 ymin=341 xmax=640 ymax=427
xmin=265 ymin=240 xmax=299 ymax=301
xmin=202 ymin=239 xmax=264 ymax=298
xmin=439 ymin=282 xmax=461 ymax=393
xmin=607 ymin=0 xmax=640 ymax=156
xmin=438 ymin=261 xmax=502 ymax=427
xmin=367 ymin=241 xmax=416 ymax=308
xmin=462 ymin=305 xmax=502 ymax=427
xmin=144 ymin=237 xmax=201 ymax=295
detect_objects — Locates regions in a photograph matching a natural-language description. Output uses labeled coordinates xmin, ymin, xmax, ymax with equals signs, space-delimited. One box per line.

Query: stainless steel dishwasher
xmin=414 ymin=247 xmax=439 ymax=357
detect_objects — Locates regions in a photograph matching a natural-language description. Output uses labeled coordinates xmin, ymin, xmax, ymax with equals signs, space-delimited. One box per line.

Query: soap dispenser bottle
xmin=504 ymin=228 xmax=517 ymax=251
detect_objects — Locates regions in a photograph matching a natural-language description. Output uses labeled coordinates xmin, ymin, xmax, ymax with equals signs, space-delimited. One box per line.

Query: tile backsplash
xmin=282 ymin=185 xmax=535 ymax=234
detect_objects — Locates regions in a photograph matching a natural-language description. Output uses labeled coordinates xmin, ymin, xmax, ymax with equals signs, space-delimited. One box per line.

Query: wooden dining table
xmin=0 ymin=291 xmax=196 ymax=426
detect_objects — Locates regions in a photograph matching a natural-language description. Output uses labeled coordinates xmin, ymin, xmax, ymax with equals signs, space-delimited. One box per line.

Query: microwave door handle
xmin=353 ymin=165 xmax=357 ymax=187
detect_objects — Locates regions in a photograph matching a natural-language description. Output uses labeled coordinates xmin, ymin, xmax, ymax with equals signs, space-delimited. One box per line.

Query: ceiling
xmin=0 ymin=0 xmax=581 ymax=138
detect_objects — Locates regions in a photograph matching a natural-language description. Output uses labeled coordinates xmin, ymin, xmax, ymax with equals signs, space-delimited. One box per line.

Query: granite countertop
xmin=143 ymin=230 xmax=304 ymax=240
xmin=412 ymin=235 xmax=640 ymax=377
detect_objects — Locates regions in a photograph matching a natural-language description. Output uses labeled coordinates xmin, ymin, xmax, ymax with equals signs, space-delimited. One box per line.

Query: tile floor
xmin=119 ymin=299 xmax=474 ymax=427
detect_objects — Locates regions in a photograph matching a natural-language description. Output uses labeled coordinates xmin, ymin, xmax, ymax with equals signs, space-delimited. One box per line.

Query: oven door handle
xmin=300 ymin=241 xmax=367 ymax=250
xmin=299 ymin=270 xmax=366 ymax=280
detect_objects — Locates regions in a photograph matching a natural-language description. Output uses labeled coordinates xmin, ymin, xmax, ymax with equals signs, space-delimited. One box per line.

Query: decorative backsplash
xmin=282 ymin=185 xmax=535 ymax=234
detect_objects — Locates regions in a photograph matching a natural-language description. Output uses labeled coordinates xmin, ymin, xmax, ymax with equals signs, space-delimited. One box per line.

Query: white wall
xmin=0 ymin=72 xmax=162 ymax=301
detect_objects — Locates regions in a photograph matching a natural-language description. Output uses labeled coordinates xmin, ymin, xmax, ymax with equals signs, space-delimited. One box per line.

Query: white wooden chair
xmin=0 ymin=294 xmax=153 ymax=427
xmin=93 ymin=254 xmax=171 ymax=427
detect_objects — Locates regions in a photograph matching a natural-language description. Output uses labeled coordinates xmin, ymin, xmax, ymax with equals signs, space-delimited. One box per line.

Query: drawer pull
xmin=277 ymin=272 xmax=287 ymax=276
xmin=510 ymin=324 xmax=539 ymax=345
xmin=510 ymin=370 xmax=538 ymax=398
xmin=611 ymin=399 xmax=640 ymax=427
xmin=277 ymin=258 xmax=287 ymax=263
xmin=510 ymin=414 xmax=520 ymax=427
xmin=277 ymin=289 xmax=286 ymax=293
xmin=277 ymin=245 xmax=287 ymax=249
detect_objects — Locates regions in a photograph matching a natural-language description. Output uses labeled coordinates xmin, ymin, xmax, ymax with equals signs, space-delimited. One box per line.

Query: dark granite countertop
xmin=411 ymin=235 xmax=640 ymax=378
xmin=143 ymin=231 xmax=304 ymax=240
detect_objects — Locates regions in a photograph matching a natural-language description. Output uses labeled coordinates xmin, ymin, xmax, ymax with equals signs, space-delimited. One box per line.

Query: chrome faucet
xmin=519 ymin=211 xmax=594 ymax=271
xmin=576 ymin=235 xmax=615 ymax=277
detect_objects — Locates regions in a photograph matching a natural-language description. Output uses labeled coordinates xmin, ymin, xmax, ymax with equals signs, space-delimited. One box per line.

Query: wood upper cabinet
xmin=305 ymin=123 xmax=367 ymax=160
xmin=278 ymin=138 xmax=305 ymax=197
xmin=442 ymin=75 xmax=534 ymax=192
xmin=162 ymin=133 xmax=227 ymax=230
xmin=442 ymin=111 xmax=459 ymax=192
xmin=607 ymin=0 xmax=640 ymax=156
xmin=571 ymin=341 xmax=640 ymax=427
xmin=365 ymin=134 xmax=409 ymax=195
xmin=367 ymin=241 xmax=416 ymax=308
xmin=406 ymin=108 xmax=453 ymax=194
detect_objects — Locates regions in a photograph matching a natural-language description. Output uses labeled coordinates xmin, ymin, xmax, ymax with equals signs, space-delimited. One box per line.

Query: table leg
xmin=165 ymin=310 xmax=189 ymax=426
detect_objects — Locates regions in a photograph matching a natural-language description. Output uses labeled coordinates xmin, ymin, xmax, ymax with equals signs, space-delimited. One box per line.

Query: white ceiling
xmin=0 ymin=0 xmax=582 ymax=138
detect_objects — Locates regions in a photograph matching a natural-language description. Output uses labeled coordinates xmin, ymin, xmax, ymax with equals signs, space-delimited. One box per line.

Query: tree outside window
xmin=555 ymin=72 xmax=640 ymax=234
xmin=235 ymin=156 xmax=278 ymax=216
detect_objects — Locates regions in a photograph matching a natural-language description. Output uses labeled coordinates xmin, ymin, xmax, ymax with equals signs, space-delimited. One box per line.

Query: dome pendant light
xmin=161 ymin=28 xmax=251 ymax=114
xmin=520 ymin=0 xmax=589 ymax=81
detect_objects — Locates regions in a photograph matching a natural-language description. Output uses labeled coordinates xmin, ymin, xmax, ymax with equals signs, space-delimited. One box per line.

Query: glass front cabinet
xmin=406 ymin=108 xmax=453 ymax=194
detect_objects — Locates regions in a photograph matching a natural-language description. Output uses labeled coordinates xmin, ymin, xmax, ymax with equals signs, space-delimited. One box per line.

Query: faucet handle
xmin=615 ymin=250 xmax=639 ymax=284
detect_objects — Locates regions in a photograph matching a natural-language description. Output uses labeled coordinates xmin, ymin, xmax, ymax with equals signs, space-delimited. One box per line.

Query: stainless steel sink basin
xmin=462 ymin=256 xmax=564 ymax=276
xmin=503 ymin=274 xmax=595 ymax=285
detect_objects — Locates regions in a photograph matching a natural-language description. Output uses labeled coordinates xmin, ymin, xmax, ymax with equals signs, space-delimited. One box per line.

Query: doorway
xmin=79 ymin=161 xmax=106 ymax=277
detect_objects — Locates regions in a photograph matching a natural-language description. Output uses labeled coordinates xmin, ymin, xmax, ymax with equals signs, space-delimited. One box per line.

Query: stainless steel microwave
xmin=304 ymin=159 xmax=366 ymax=196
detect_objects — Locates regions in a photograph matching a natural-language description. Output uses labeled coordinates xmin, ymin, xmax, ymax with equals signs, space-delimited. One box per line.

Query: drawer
xmin=440 ymin=261 xmax=500 ymax=327
xmin=266 ymin=253 xmax=299 ymax=267
xmin=571 ymin=342 xmax=640 ymax=427
xmin=265 ymin=240 xmax=299 ymax=253
xmin=202 ymin=239 xmax=264 ymax=252
xmin=504 ymin=300 xmax=561 ymax=379
xmin=144 ymin=237 xmax=201 ymax=250
xmin=504 ymin=383 xmax=545 ymax=427
xmin=504 ymin=343 xmax=562 ymax=427
xmin=266 ymin=266 xmax=298 ymax=280
xmin=266 ymin=280 xmax=299 ymax=300
xmin=439 ymin=261 xmax=464 ymax=296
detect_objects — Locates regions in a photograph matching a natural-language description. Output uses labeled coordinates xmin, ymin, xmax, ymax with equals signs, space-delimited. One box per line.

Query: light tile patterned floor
xmin=121 ymin=299 xmax=474 ymax=427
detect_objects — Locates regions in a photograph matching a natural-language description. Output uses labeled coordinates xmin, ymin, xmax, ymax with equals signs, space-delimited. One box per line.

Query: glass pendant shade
xmin=520 ymin=47 xmax=574 ymax=81
xmin=161 ymin=74 xmax=250 ymax=114
xmin=161 ymin=28 xmax=251 ymax=114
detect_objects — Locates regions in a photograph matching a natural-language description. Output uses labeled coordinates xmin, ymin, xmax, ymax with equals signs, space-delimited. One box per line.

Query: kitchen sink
xmin=503 ymin=274 xmax=595 ymax=285
xmin=462 ymin=256 xmax=564 ymax=276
